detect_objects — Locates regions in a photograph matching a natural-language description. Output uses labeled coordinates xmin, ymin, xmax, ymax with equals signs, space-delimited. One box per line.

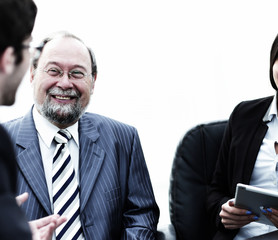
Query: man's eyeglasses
xmin=43 ymin=67 xmax=91 ymax=80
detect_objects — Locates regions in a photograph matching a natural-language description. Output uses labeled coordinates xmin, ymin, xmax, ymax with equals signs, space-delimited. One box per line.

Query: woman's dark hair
xmin=0 ymin=0 xmax=37 ymax=64
xmin=270 ymin=34 xmax=278 ymax=90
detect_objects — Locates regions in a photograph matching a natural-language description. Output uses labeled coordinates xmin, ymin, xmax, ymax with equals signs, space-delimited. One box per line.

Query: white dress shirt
xmin=32 ymin=107 xmax=80 ymax=211
xmin=235 ymin=95 xmax=278 ymax=239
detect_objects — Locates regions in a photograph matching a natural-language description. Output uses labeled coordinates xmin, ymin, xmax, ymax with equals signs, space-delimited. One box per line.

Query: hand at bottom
xmin=29 ymin=214 xmax=67 ymax=240
xmin=220 ymin=199 xmax=259 ymax=229
xmin=16 ymin=192 xmax=67 ymax=240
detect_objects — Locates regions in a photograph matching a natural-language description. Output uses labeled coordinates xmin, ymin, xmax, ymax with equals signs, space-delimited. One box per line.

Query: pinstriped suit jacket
xmin=4 ymin=107 xmax=159 ymax=240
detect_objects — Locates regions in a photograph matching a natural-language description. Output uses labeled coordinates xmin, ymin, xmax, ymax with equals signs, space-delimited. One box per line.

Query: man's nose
xmin=56 ymin=73 xmax=73 ymax=89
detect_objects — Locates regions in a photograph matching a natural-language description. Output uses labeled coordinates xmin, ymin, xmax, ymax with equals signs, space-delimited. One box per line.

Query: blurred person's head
xmin=0 ymin=0 xmax=37 ymax=105
xmin=30 ymin=31 xmax=97 ymax=129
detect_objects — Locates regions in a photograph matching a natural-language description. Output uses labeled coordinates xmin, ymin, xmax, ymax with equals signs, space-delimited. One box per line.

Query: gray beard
xmin=36 ymin=89 xmax=86 ymax=126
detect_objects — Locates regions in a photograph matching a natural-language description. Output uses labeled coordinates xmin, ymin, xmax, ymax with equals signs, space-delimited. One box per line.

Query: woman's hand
xmin=220 ymin=199 xmax=259 ymax=229
xmin=262 ymin=207 xmax=278 ymax=228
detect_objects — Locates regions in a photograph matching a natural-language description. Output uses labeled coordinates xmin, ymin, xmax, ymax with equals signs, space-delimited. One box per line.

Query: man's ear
xmin=0 ymin=47 xmax=15 ymax=74
xmin=30 ymin=65 xmax=35 ymax=83
xmin=90 ymin=74 xmax=97 ymax=95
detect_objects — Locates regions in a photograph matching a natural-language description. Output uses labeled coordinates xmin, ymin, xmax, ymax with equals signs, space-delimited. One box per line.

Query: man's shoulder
xmin=81 ymin=112 xmax=136 ymax=132
xmin=80 ymin=113 xmax=138 ymax=143
xmin=2 ymin=116 xmax=24 ymax=131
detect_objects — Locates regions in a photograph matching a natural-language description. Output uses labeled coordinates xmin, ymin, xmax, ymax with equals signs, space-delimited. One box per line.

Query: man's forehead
xmin=43 ymin=37 xmax=88 ymax=54
xmin=38 ymin=37 xmax=91 ymax=66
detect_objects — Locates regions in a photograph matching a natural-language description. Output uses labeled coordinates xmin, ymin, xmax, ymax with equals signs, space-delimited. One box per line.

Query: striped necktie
xmin=52 ymin=129 xmax=84 ymax=240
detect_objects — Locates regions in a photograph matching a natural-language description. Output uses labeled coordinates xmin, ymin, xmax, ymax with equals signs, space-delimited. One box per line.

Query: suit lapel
xmin=16 ymin=110 xmax=52 ymax=215
xmin=243 ymin=97 xmax=273 ymax=183
xmin=78 ymin=115 xmax=105 ymax=212
xmin=16 ymin=111 xmax=106 ymax=214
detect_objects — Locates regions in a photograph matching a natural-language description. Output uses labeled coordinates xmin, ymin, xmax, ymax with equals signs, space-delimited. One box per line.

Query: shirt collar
xmin=32 ymin=107 xmax=79 ymax=148
xmin=263 ymin=94 xmax=277 ymax=122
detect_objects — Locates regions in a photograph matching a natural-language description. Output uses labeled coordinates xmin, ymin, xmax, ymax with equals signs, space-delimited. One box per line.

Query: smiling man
xmin=31 ymin=34 xmax=94 ymax=129
xmin=4 ymin=31 xmax=159 ymax=240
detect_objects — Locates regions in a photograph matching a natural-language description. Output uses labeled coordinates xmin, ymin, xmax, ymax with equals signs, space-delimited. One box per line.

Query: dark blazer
xmin=207 ymin=96 xmax=274 ymax=240
xmin=0 ymin=125 xmax=31 ymax=240
xmin=4 ymin=108 xmax=159 ymax=240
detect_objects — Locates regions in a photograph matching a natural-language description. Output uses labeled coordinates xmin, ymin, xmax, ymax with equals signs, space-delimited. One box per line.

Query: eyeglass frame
xmin=42 ymin=66 xmax=93 ymax=80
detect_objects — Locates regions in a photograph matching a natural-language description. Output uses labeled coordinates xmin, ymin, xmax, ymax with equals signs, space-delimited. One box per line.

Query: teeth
xmin=55 ymin=96 xmax=70 ymax=100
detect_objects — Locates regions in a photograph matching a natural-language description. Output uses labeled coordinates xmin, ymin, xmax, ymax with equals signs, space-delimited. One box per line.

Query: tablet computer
xmin=234 ymin=183 xmax=278 ymax=226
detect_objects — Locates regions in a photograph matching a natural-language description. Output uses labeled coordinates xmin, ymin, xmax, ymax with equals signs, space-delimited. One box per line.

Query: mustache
xmin=47 ymin=87 xmax=80 ymax=98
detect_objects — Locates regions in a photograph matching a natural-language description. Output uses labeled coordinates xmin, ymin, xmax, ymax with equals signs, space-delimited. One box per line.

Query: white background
xmin=1 ymin=0 xmax=278 ymax=227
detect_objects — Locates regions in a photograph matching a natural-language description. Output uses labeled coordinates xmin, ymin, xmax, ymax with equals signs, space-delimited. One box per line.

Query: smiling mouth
xmin=54 ymin=95 xmax=71 ymax=100
xmin=52 ymin=95 xmax=78 ymax=101
xmin=48 ymin=88 xmax=79 ymax=101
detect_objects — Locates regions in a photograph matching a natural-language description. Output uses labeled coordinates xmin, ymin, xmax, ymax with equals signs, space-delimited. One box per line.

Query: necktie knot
xmin=54 ymin=129 xmax=71 ymax=144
